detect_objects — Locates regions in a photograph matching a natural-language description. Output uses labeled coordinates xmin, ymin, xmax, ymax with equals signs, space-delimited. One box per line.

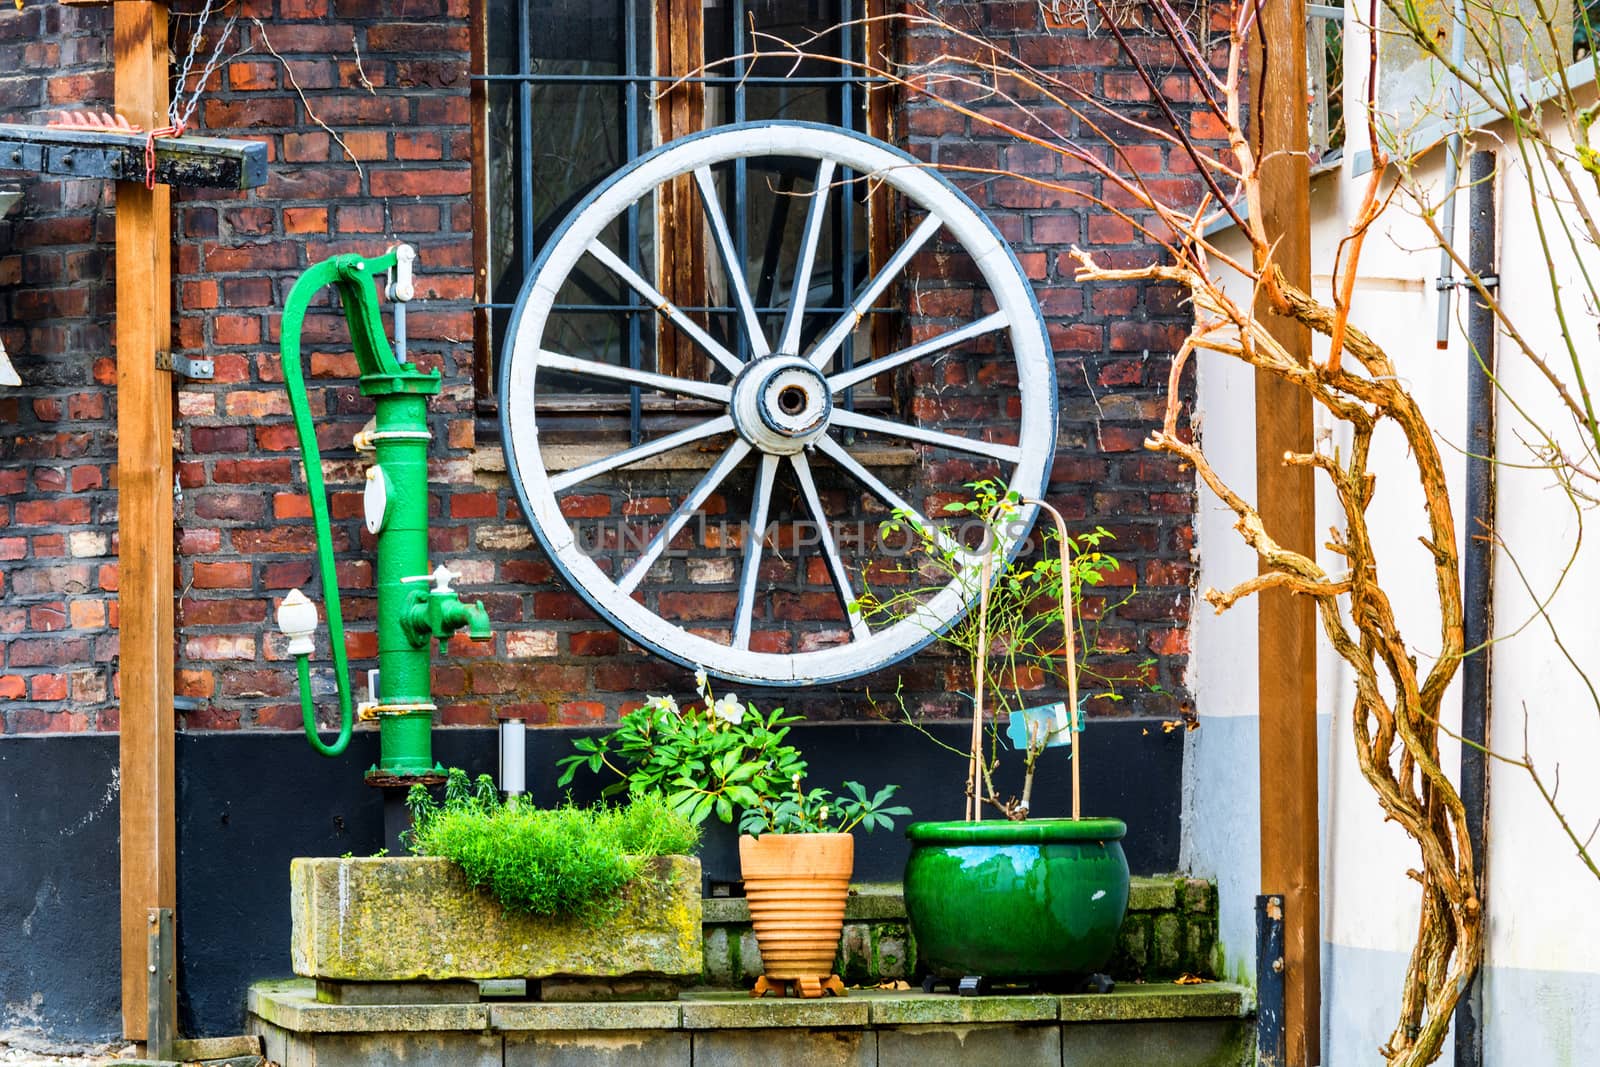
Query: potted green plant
xmin=559 ymin=672 xmax=909 ymax=997
xmin=856 ymin=482 xmax=1134 ymax=989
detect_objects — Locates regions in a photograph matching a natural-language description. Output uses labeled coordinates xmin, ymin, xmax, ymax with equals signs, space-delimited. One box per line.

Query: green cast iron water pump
xmin=273 ymin=245 xmax=491 ymax=780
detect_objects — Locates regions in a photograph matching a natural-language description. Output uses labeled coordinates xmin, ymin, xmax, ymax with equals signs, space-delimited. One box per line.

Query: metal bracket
xmin=154 ymin=350 xmax=213 ymax=380
xmin=1436 ymin=275 xmax=1499 ymax=291
xmin=146 ymin=907 xmax=176 ymax=1061
xmin=1255 ymin=894 xmax=1286 ymax=1066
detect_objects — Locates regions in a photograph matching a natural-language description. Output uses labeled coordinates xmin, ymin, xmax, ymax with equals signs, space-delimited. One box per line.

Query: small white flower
xmin=694 ymin=667 xmax=709 ymax=694
xmin=645 ymin=694 xmax=680 ymax=716
xmin=712 ymin=694 xmax=744 ymax=725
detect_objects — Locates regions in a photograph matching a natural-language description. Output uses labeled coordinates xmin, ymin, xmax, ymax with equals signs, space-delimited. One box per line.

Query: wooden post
xmin=1249 ymin=1 xmax=1320 ymax=1064
xmin=114 ymin=0 xmax=175 ymax=1042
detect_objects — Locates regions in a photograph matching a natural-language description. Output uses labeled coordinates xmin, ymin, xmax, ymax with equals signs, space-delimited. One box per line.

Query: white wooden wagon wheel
xmin=500 ymin=121 xmax=1058 ymax=686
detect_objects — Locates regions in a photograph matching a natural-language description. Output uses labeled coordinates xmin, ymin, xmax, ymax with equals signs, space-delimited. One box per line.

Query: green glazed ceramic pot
xmin=903 ymin=818 xmax=1130 ymax=979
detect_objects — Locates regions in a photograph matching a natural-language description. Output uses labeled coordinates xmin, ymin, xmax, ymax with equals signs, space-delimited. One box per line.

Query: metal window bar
xmin=624 ymin=0 xmax=643 ymax=442
xmin=494 ymin=0 xmax=877 ymax=443
xmin=472 ymin=72 xmax=890 ymax=83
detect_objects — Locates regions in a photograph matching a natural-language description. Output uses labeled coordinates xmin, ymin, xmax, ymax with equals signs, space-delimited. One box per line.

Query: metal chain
xmin=169 ymin=0 xmax=240 ymax=132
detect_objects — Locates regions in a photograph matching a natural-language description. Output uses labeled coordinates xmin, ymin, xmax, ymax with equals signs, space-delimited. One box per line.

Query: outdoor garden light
xmin=276 ymin=588 xmax=318 ymax=657
xmin=499 ymin=717 xmax=526 ymax=798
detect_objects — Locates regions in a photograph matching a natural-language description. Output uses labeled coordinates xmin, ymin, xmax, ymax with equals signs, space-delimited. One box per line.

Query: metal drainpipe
xmin=1453 ymin=147 xmax=1498 ymax=1067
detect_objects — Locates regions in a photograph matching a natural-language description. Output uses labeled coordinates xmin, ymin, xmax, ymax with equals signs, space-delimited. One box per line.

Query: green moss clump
xmin=406 ymin=770 xmax=699 ymax=924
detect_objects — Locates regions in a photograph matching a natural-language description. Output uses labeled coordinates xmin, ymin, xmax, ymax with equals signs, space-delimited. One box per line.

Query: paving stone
xmin=692 ymin=1028 xmax=872 ymax=1067
xmin=1062 ymin=1018 xmax=1251 ymax=1066
xmin=877 ymin=1022 xmax=1061 ymax=1067
xmin=505 ymin=1029 xmax=690 ymax=1067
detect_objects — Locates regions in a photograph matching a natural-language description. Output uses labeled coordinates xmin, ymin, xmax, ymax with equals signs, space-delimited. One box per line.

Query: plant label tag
xmin=1007 ymin=702 xmax=1080 ymax=750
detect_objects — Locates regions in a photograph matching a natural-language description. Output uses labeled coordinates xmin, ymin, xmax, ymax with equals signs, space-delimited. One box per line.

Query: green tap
xmin=403 ymin=565 xmax=493 ymax=646
xmin=273 ymin=246 xmax=492 ymax=778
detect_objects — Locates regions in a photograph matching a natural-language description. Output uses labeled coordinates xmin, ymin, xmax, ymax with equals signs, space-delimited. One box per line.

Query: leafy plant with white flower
xmin=738 ymin=774 xmax=910 ymax=837
xmin=557 ymin=671 xmax=909 ymax=833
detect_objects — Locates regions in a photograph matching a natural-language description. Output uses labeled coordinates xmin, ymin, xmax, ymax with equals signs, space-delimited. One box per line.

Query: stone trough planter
xmin=290 ymin=855 xmax=702 ymax=983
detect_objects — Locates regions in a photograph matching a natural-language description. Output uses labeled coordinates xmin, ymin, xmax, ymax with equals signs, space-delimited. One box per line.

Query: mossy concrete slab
xmin=1058 ymin=983 xmax=1250 ymax=1023
xmin=865 ymin=992 xmax=1057 ymax=1025
xmin=249 ymin=979 xmax=489 ymax=1033
xmin=1126 ymin=877 xmax=1180 ymax=912
xmin=679 ymin=991 xmax=870 ymax=1029
xmin=876 ymin=1023 xmax=1061 ymax=1067
xmin=290 ymin=855 xmax=701 ymax=981
xmin=491 ymin=1002 xmax=683 ymax=1031
xmin=505 ymin=1029 xmax=690 ymax=1066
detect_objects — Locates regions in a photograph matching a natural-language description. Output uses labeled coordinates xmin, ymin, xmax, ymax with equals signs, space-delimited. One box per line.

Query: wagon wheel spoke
xmin=814 ymin=434 xmax=960 ymax=557
xmin=829 ymin=409 xmax=1023 ymax=463
xmin=538 ymin=349 xmax=732 ymax=402
xmin=585 ymin=239 xmax=745 ymax=376
xmin=550 ymin=416 xmax=734 ymax=492
xmin=807 ymin=213 xmax=943 ymax=373
xmin=617 ymin=440 xmax=753 ymax=595
xmin=778 ymin=158 xmax=836 ymax=356
xmin=828 ymin=311 xmax=1009 ymax=393
xmin=502 ymin=123 xmax=1055 ymax=685
xmin=694 ymin=166 xmax=770 ymax=359
xmin=790 ymin=451 xmax=870 ymax=641
xmin=733 ymin=453 xmax=781 ymax=650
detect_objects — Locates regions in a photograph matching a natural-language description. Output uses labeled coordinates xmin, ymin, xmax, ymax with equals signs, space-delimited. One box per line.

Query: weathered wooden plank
xmin=0 ymin=122 xmax=266 ymax=189
xmin=1249 ymin=1 xmax=1320 ymax=1064
xmin=114 ymin=0 xmax=176 ymax=1043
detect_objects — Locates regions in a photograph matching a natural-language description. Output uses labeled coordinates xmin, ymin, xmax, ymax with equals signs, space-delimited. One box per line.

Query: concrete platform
xmin=248 ymin=979 xmax=1254 ymax=1067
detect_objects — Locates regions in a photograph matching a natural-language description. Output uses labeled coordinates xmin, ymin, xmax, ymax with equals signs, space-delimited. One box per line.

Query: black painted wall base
xmin=0 ymin=719 xmax=1182 ymax=1042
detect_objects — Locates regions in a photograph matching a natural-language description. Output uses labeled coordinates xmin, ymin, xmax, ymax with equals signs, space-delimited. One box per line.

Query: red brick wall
xmin=169 ymin=0 xmax=478 ymax=730
xmin=0 ymin=0 xmax=1197 ymax=735
xmin=0 ymin=2 xmax=119 ymax=731
xmin=900 ymin=5 xmax=1201 ymax=718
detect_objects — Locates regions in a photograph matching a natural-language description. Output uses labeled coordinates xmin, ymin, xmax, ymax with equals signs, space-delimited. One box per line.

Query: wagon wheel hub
xmin=732 ymin=354 xmax=833 ymax=455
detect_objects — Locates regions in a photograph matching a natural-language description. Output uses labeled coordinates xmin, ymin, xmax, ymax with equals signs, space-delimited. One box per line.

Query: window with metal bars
xmin=474 ymin=0 xmax=893 ymax=438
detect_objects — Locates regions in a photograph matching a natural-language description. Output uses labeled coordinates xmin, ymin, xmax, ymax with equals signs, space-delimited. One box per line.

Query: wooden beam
xmin=0 ymin=123 xmax=267 ymax=189
xmin=1249 ymin=1 xmax=1320 ymax=1064
xmin=114 ymin=0 xmax=175 ymax=1043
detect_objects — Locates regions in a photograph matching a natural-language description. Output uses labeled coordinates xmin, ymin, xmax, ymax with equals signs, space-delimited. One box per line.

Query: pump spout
xmin=464 ymin=600 xmax=492 ymax=641
xmin=401 ymin=565 xmax=494 ymax=646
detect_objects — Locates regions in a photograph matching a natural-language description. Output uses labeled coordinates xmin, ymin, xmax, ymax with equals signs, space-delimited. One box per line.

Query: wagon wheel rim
xmin=500 ymin=121 xmax=1057 ymax=687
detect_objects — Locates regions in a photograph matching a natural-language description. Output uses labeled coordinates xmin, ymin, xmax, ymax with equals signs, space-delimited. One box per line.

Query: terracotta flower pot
xmin=739 ymin=832 xmax=853 ymax=997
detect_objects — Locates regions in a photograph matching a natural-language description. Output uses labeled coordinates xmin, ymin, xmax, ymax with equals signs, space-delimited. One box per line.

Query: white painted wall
xmin=1183 ymin=13 xmax=1600 ymax=1063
